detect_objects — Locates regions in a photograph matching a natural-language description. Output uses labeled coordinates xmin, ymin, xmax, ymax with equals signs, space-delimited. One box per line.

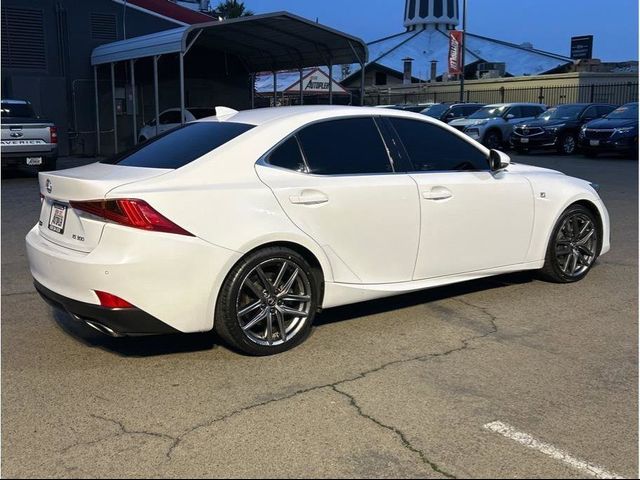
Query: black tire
xmin=539 ymin=204 xmax=600 ymax=283
xmin=557 ymin=133 xmax=577 ymax=155
xmin=37 ymin=157 xmax=57 ymax=172
xmin=214 ymin=247 xmax=319 ymax=356
xmin=483 ymin=130 xmax=502 ymax=149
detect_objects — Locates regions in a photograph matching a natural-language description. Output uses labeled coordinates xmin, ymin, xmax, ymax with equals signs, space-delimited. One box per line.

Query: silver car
xmin=448 ymin=103 xmax=547 ymax=149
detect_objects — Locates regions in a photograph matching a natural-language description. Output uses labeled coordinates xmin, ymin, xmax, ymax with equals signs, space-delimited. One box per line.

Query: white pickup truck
xmin=1 ymin=99 xmax=58 ymax=171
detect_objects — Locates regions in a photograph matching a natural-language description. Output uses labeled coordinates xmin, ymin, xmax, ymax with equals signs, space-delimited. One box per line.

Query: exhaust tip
xmin=82 ymin=319 xmax=123 ymax=338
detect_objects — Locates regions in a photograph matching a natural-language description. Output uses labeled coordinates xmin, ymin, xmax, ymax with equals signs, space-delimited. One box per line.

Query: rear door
xmin=256 ymin=116 xmax=420 ymax=284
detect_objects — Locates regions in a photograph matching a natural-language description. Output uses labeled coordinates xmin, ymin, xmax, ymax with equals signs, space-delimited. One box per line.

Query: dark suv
xmin=421 ymin=103 xmax=485 ymax=123
xmin=511 ymin=103 xmax=617 ymax=155
xmin=579 ymin=102 xmax=638 ymax=158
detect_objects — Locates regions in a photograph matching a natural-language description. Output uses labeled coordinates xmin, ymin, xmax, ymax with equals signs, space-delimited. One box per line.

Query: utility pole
xmin=459 ymin=0 xmax=467 ymax=102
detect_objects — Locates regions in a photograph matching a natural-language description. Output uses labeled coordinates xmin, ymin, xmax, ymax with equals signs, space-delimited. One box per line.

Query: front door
xmin=386 ymin=117 xmax=535 ymax=279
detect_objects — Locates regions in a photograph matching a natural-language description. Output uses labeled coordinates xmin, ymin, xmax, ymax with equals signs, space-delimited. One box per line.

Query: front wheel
xmin=557 ymin=134 xmax=577 ymax=155
xmin=483 ymin=130 xmax=502 ymax=150
xmin=539 ymin=205 xmax=600 ymax=283
xmin=214 ymin=247 xmax=319 ymax=355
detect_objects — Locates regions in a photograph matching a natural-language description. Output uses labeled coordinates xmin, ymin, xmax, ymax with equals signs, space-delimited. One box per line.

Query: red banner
xmin=448 ymin=30 xmax=463 ymax=76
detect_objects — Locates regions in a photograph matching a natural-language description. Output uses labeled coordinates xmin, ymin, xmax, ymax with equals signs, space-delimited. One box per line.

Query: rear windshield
xmin=102 ymin=121 xmax=254 ymax=169
xmin=1 ymin=102 xmax=36 ymax=118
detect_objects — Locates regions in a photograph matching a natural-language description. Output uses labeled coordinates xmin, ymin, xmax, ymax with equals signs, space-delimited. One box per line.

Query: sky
xmin=242 ymin=0 xmax=639 ymax=62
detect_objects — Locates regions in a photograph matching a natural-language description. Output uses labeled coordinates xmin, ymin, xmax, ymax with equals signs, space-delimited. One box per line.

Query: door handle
xmin=289 ymin=191 xmax=329 ymax=205
xmin=422 ymin=188 xmax=453 ymax=201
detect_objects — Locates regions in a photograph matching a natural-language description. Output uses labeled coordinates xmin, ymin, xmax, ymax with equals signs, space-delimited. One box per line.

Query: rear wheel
xmin=539 ymin=205 xmax=599 ymax=283
xmin=214 ymin=247 xmax=318 ymax=355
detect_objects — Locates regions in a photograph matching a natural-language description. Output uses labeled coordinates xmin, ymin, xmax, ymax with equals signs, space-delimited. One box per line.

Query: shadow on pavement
xmin=49 ymin=270 xmax=535 ymax=358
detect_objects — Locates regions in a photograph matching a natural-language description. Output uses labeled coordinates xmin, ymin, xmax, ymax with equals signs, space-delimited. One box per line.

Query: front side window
xmin=268 ymin=136 xmax=306 ymax=172
xmin=389 ymin=118 xmax=489 ymax=172
xmin=102 ymin=121 xmax=254 ymax=169
xmin=581 ymin=106 xmax=598 ymax=119
xmin=297 ymin=117 xmax=393 ymax=175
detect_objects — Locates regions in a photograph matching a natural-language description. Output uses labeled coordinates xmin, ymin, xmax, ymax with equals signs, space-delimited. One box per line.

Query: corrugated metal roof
xmin=91 ymin=12 xmax=368 ymax=73
xmin=346 ymin=27 xmax=572 ymax=81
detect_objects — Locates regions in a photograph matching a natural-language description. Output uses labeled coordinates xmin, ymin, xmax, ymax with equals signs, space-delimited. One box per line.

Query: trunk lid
xmin=38 ymin=162 xmax=171 ymax=252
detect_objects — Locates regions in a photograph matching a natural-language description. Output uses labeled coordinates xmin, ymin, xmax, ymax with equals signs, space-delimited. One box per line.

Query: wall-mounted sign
xmin=286 ymin=68 xmax=348 ymax=95
xmin=571 ymin=35 xmax=594 ymax=60
xmin=449 ymin=30 xmax=463 ymax=75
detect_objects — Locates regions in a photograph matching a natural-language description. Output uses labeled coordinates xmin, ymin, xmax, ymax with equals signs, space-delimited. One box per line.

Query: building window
xmin=434 ymin=0 xmax=443 ymax=18
xmin=447 ymin=0 xmax=455 ymax=18
xmin=419 ymin=0 xmax=430 ymax=18
xmin=408 ymin=0 xmax=416 ymax=19
xmin=91 ymin=13 xmax=117 ymax=41
xmin=375 ymin=72 xmax=388 ymax=86
xmin=1 ymin=7 xmax=46 ymax=70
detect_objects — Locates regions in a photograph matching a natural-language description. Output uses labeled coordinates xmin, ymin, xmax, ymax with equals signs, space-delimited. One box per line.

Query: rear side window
xmin=268 ymin=136 xmax=307 ymax=172
xmin=389 ymin=118 xmax=488 ymax=172
xmin=297 ymin=117 xmax=392 ymax=175
xmin=160 ymin=111 xmax=181 ymax=124
xmin=102 ymin=122 xmax=254 ymax=169
xmin=190 ymin=108 xmax=216 ymax=119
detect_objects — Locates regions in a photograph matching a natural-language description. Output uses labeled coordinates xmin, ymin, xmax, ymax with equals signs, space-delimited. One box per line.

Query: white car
xmin=448 ymin=103 xmax=547 ymax=148
xmin=138 ymin=107 xmax=216 ymax=142
xmin=26 ymin=105 xmax=610 ymax=355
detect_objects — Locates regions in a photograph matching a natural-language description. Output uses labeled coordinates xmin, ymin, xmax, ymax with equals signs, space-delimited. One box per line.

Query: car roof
xmin=484 ymin=103 xmax=546 ymax=108
xmin=204 ymin=105 xmax=436 ymax=127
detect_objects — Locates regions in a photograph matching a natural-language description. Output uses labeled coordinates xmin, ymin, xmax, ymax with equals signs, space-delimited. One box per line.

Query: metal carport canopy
xmin=90 ymin=11 xmax=369 ymax=71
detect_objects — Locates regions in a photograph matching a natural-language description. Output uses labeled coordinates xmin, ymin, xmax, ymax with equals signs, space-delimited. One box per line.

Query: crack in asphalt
xmin=62 ymin=296 xmax=499 ymax=478
xmin=330 ymin=384 xmax=456 ymax=479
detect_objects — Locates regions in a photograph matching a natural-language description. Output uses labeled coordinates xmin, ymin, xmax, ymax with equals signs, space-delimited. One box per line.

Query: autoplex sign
xmin=285 ymin=69 xmax=349 ymax=95
xmin=449 ymin=30 xmax=463 ymax=75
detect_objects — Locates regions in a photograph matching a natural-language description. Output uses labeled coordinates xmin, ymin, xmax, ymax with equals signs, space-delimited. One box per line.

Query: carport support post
xmin=299 ymin=68 xmax=304 ymax=105
xmin=179 ymin=52 xmax=185 ymax=125
xmin=153 ymin=55 xmax=160 ymax=136
xmin=94 ymin=65 xmax=101 ymax=156
xmin=360 ymin=61 xmax=365 ymax=106
xmin=130 ymin=59 xmax=137 ymax=144
xmin=273 ymin=71 xmax=277 ymax=107
xmin=111 ymin=62 xmax=118 ymax=154
xmin=328 ymin=60 xmax=333 ymax=105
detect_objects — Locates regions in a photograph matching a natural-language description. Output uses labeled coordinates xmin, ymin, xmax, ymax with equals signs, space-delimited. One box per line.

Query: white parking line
xmin=483 ymin=421 xmax=624 ymax=479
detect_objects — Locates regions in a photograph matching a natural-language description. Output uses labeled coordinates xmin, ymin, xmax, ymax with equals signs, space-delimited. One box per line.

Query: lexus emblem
xmin=46 ymin=179 xmax=52 ymax=193
xmin=10 ymin=132 xmax=23 ymax=138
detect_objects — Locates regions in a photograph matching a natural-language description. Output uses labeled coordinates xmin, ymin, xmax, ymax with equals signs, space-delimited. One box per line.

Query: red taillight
xmin=50 ymin=126 xmax=58 ymax=144
xmin=70 ymin=199 xmax=193 ymax=236
xmin=95 ymin=290 xmax=134 ymax=308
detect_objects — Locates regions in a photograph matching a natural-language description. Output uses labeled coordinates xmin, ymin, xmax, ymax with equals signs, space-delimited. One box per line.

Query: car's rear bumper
xmin=34 ymin=280 xmax=179 ymax=336
xmin=26 ymin=224 xmax=241 ymax=334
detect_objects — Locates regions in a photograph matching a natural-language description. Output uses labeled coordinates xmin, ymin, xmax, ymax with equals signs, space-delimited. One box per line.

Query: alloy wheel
xmin=562 ymin=135 xmax=577 ymax=154
xmin=554 ymin=213 xmax=598 ymax=278
xmin=235 ymin=258 xmax=312 ymax=346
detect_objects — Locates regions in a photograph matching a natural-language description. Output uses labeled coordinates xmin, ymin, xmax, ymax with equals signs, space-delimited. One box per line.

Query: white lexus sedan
xmin=26 ymin=106 xmax=610 ymax=355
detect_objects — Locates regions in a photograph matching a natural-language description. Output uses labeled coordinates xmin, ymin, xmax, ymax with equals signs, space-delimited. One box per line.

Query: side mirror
xmin=489 ymin=149 xmax=511 ymax=171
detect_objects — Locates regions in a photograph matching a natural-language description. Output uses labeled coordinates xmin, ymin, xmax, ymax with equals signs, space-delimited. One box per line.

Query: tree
xmin=213 ymin=0 xmax=253 ymax=19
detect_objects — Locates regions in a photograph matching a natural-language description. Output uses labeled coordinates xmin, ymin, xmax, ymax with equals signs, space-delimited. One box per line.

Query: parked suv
xmin=449 ymin=103 xmax=547 ymax=148
xmin=579 ymin=102 xmax=639 ymax=158
xmin=421 ymin=102 xmax=485 ymax=123
xmin=512 ymin=103 xmax=617 ymax=155
xmin=138 ymin=107 xmax=217 ymax=142
xmin=1 ymin=99 xmax=58 ymax=171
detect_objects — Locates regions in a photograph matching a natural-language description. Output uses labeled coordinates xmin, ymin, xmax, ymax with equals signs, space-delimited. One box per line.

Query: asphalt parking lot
xmin=2 ymin=152 xmax=637 ymax=478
